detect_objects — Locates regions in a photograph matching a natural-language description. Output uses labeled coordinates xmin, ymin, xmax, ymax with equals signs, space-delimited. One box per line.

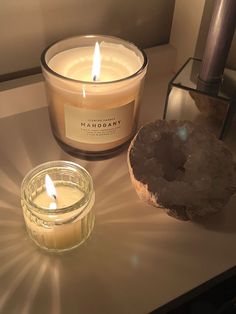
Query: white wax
xmin=34 ymin=185 xmax=84 ymax=210
xmin=48 ymin=41 xmax=143 ymax=82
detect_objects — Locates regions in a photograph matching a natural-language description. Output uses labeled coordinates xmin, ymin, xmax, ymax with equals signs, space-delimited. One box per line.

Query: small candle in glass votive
xmin=21 ymin=161 xmax=95 ymax=252
xmin=41 ymin=35 xmax=148 ymax=159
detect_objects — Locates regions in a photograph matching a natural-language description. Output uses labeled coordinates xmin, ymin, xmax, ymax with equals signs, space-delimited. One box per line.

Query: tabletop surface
xmin=0 ymin=62 xmax=236 ymax=314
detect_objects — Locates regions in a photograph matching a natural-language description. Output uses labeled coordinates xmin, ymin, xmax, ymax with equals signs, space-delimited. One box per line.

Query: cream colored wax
xmin=44 ymin=41 xmax=147 ymax=153
xmin=23 ymin=185 xmax=93 ymax=251
xmin=35 ymin=186 xmax=83 ymax=208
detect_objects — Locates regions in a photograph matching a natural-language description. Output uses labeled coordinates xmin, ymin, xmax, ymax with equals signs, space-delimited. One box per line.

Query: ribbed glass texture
xmin=21 ymin=161 xmax=95 ymax=252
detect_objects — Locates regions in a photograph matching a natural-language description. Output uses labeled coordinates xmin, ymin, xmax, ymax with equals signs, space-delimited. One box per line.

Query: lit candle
xmin=41 ymin=35 xmax=148 ymax=159
xmin=21 ymin=161 xmax=95 ymax=252
xmin=91 ymin=41 xmax=101 ymax=82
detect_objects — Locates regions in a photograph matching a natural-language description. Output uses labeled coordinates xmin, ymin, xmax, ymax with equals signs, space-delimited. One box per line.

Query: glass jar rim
xmin=21 ymin=160 xmax=94 ymax=215
xmin=40 ymin=34 xmax=148 ymax=85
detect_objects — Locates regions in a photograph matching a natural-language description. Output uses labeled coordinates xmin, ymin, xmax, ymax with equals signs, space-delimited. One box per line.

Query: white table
xmin=0 ymin=45 xmax=236 ymax=314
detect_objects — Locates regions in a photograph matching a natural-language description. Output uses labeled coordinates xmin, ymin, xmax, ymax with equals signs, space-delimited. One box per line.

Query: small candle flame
xmin=82 ymin=85 xmax=86 ymax=98
xmin=45 ymin=174 xmax=57 ymax=201
xmin=49 ymin=202 xmax=57 ymax=210
xmin=91 ymin=42 xmax=101 ymax=81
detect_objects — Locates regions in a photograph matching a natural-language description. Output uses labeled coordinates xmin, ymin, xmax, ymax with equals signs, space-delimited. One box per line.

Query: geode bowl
xmin=128 ymin=120 xmax=236 ymax=221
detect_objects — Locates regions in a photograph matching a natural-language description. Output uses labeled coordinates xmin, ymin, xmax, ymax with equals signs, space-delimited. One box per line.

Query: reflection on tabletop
xmin=0 ymin=108 xmax=236 ymax=314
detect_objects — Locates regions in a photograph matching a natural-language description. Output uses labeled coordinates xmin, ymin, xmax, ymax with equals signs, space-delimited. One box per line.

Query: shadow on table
xmin=193 ymin=195 xmax=236 ymax=234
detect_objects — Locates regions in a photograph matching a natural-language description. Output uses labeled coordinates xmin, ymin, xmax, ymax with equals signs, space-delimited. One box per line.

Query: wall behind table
xmin=0 ymin=0 xmax=175 ymax=76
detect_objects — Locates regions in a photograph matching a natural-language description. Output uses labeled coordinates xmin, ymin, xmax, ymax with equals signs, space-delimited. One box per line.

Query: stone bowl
xmin=128 ymin=120 xmax=236 ymax=221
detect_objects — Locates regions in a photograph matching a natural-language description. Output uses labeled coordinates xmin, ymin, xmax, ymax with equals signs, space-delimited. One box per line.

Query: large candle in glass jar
xmin=41 ymin=35 xmax=148 ymax=159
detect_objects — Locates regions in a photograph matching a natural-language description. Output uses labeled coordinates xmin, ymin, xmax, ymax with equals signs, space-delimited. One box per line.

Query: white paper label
xmin=65 ymin=102 xmax=134 ymax=144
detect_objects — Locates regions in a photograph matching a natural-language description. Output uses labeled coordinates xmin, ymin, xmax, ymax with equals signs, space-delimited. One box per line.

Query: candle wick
xmin=93 ymin=75 xmax=97 ymax=82
xmin=52 ymin=194 xmax=57 ymax=202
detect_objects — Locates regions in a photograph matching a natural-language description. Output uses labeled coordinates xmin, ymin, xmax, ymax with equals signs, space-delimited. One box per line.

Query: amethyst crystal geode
xmin=128 ymin=120 xmax=236 ymax=220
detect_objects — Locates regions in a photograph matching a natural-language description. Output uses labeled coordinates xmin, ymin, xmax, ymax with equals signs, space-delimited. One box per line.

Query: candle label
xmin=64 ymin=102 xmax=134 ymax=144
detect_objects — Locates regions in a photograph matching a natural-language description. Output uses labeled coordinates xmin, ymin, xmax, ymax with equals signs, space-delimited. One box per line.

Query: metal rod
xmin=199 ymin=0 xmax=236 ymax=86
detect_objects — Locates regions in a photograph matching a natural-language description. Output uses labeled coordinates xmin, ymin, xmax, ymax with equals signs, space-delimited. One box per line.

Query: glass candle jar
xmin=21 ymin=161 xmax=95 ymax=252
xmin=41 ymin=35 xmax=148 ymax=159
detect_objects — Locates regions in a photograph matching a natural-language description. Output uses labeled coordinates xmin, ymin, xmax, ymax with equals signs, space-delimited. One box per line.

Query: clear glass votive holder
xmin=41 ymin=35 xmax=148 ymax=160
xmin=21 ymin=161 xmax=95 ymax=253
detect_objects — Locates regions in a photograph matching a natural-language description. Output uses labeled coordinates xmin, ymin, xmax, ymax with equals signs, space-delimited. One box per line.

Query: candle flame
xmin=49 ymin=202 xmax=57 ymax=210
xmin=82 ymin=85 xmax=86 ymax=98
xmin=91 ymin=42 xmax=101 ymax=81
xmin=45 ymin=174 xmax=57 ymax=201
